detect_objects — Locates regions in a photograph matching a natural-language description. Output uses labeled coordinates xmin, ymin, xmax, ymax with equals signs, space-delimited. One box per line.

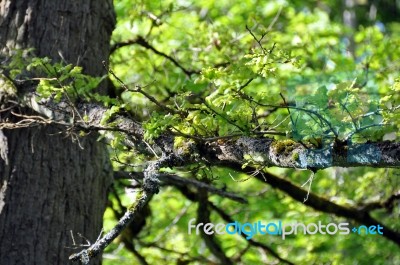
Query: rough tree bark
xmin=0 ymin=1 xmax=115 ymax=264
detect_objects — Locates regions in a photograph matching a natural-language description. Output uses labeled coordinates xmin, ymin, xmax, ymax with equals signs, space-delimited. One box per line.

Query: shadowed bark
xmin=0 ymin=1 xmax=115 ymax=264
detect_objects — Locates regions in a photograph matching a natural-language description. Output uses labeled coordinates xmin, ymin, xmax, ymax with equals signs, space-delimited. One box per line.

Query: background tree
xmin=0 ymin=1 xmax=115 ymax=264
xmin=1 ymin=0 xmax=400 ymax=265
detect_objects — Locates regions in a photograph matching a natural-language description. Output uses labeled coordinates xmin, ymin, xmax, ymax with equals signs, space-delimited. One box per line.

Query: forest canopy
xmin=1 ymin=0 xmax=400 ymax=264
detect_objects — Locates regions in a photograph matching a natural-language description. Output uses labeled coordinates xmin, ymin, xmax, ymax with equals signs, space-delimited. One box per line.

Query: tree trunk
xmin=0 ymin=1 xmax=115 ymax=264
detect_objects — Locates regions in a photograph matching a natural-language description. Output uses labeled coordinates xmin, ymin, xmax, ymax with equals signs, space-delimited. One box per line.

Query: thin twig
xmin=301 ymin=171 xmax=315 ymax=203
xmin=103 ymin=62 xmax=183 ymax=116
xmin=110 ymin=36 xmax=196 ymax=77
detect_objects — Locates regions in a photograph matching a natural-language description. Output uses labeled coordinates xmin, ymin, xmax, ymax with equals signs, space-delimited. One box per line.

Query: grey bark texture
xmin=0 ymin=1 xmax=115 ymax=264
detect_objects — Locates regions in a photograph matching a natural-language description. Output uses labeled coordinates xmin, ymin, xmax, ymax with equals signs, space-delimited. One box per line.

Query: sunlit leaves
xmin=23 ymin=57 xmax=105 ymax=102
xmin=102 ymin=0 xmax=400 ymax=264
xmin=144 ymin=113 xmax=181 ymax=140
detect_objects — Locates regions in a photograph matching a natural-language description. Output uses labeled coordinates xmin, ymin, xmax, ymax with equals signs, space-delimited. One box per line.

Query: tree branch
xmin=202 ymin=137 xmax=400 ymax=169
xmin=209 ymin=202 xmax=295 ymax=265
xmin=110 ymin=36 xmax=196 ymax=77
xmin=176 ymin=183 xmax=294 ymax=264
xmin=5 ymin=96 xmax=400 ymax=169
xmin=69 ymin=155 xmax=177 ymax=263
xmin=114 ymin=171 xmax=248 ymax=204
xmin=196 ymin=189 xmax=234 ymax=265
xmin=221 ymin=163 xmax=400 ymax=246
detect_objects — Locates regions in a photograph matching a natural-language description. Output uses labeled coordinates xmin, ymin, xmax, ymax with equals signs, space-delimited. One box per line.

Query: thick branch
xmin=201 ymin=137 xmax=400 ymax=169
xmin=6 ymin=92 xmax=400 ymax=169
xmin=222 ymin=164 xmax=400 ymax=246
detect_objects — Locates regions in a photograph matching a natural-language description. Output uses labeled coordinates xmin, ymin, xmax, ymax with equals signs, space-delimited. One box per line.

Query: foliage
xmin=2 ymin=53 xmax=105 ymax=102
xmin=110 ymin=2 xmax=400 ymax=145
xmin=102 ymin=0 xmax=400 ymax=264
